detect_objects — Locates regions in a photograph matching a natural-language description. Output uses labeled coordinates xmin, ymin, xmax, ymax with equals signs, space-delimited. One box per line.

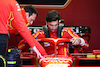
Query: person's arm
xmin=63 ymin=27 xmax=89 ymax=48
xmin=10 ymin=0 xmax=47 ymax=58
xmin=9 ymin=8 xmax=28 ymax=35
xmin=32 ymin=30 xmax=45 ymax=38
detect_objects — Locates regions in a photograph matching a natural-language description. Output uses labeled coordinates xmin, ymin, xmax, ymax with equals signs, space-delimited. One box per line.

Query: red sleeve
xmin=9 ymin=8 xmax=30 ymax=34
xmin=62 ymin=27 xmax=89 ymax=48
xmin=32 ymin=30 xmax=45 ymax=38
xmin=10 ymin=0 xmax=47 ymax=56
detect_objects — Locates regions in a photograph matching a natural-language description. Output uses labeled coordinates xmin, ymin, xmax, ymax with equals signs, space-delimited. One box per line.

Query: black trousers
xmin=0 ymin=34 xmax=7 ymax=56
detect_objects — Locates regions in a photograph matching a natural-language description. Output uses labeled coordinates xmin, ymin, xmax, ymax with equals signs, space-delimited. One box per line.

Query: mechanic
xmin=19 ymin=10 xmax=89 ymax=55
xmin=9 ymin=6 xmax=38 ymax=34
xmin=0 ymin=0 xmax=47 ymax=58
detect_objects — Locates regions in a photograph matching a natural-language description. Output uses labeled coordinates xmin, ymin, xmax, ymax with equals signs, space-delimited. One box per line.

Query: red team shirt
xmin=9 ymin=8 xmax=31 ymax=34
xmin=33 ymin=27 xmax=89 ymax=55
xmin=0 ymin=0 xmax=47 ymax=56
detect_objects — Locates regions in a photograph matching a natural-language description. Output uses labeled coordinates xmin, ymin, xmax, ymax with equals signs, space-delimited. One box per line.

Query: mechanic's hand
xmin=70 ymin=37 xmax=81 ymax=46
xmin=32 ymin=46 xmax=45 ymax=59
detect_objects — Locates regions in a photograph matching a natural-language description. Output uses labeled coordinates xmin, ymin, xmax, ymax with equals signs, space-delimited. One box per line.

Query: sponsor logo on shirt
xmin=16 ymin=3 xmax=21 ymax=11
